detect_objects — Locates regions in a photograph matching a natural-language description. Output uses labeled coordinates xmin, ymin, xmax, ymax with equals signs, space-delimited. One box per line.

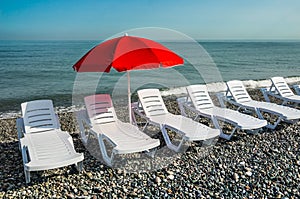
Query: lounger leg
xmin=293 ymin=85 xmax=300 ymax=95
xmin=216 ymin=93 xmax=226 ymax=108
xmin=86 ymin=131 xmax=92 ymax=144
xmin=284 ymin=119 xmax=298 ymax=124
xmin=97 ymin=135 xmax=115 ymax=167
xmin=268 ymin=116 xmax=283 ymax=129
xmin=228 ymin=126 xmax=238 ymax=139
xmin=203 ymin=137 xmax=218 ymax=146
xmin=161 ymin=124 xmax=186 ymax=152
xmin=76 ymin=111 xmax=93 ymax=145
xmin=21 ymin=146 xmax=31 ymax=183
xmin=80 ymin=133 xmax=86 ymax=144
xmin=176 ymin=139 xmax=186 ymax=152
xmin=211 ymin=116 xmax=240 ymax=140
xmin=219 ymin=126 xmax=238 ymax=140
xmin=24 ymin=169 xmax=30 ymax=184
xmin=142 ymin=122 xmax=149 ymax=131
xmin=255 ymin=108 xmax=282 ymax=130
xmin=236 ymin=106 xmax=252 ymax=114
xmin=246 ymin=128 xmax=260 ymax=134
xmin=261 ymin=88 xmax=271 ymax=102
xmin=178 ymin=100 xmax=187 ymax=117
xmin=281 ymin=100 xmax=287 ymax=106
xmin=81 ymin=132 xmax=88 ymax=145
xmin=75 ymin=161 xmax=83 ymax=172
xmin=77 ymin=119 xmax=88 ymax=145
xmin=145 ymin=148 xmax=157 ymax=158
xmin=16 ymin=118 xmax=25 ymax=151
xmin=131 ymin=106 xmax=138 ymax=126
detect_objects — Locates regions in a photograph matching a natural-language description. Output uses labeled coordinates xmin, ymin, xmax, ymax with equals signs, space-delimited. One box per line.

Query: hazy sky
xmin=0 ymin=0 xmax=300 ymax=40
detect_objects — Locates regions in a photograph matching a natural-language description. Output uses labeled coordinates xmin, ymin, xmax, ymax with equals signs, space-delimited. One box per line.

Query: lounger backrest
xmin=137 ymin=89 xmax=168 ymax=117
xmin=84 ymin=94 xmax=117 ymax=125
xmin=226 ymin=80 xmax=252 ymax=103
xmin=186 ymin=85 xmax=214 ymax=110
xmin=271 ymin=77 xmax=294 ymax=97
xmin=21 ymin=100 xmax=60 ymax=134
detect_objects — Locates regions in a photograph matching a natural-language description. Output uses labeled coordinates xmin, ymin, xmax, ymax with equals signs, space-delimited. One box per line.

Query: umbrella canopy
xmin=73 ymin=35 xmax=183 ymax=72
xmin=73 ymin=34 xmax=184 ymax=123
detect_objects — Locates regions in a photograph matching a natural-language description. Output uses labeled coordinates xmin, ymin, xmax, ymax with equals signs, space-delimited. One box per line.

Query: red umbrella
xmin=73 ymin=34 xmax=184 ymax=123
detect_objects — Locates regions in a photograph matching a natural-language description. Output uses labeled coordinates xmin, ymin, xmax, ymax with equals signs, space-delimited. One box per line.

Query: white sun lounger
xmin=133 ymin=89 xmax=220 ymax=152
xmin=261 ymin=77 xmax=300 ymax=106
xmin=223 ymin=80 xmax=300 ymax=129
xmin=16 ymin=100 xmax=84 ymax=183
xmin=76 ymin=94 xmax=160 ymax=166
xmin=177 ymin=85 xmax=267 ymax=140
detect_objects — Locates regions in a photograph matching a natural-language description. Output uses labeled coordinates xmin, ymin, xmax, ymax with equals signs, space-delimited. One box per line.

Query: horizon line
xmin=1 ymin=38 xmax=300 ymax=42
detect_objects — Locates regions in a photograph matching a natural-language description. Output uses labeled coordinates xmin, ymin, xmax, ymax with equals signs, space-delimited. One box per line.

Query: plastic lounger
xmin=261 ymin=77 xmax=300 ymax=106
xmin=16 ymin=100 xmax=84 ymax=183
xmin=76 ymin=94 xmax=160 ymax=166
xmin=177 ymin=84 xmax=267 ymax=140
xmin=224 ymin=80 xmax=300 ymax=129
xmin=135 ymin=89 xmax=220 ymax=152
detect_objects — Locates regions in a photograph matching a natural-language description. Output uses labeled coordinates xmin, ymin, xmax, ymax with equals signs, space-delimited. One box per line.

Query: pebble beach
xmin=0 ymin=89 xmax=300 ymax=198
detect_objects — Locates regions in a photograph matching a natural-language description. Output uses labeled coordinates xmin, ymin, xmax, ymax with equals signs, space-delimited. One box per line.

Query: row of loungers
xmin=17 ymin=77 xmax=300 ymax=183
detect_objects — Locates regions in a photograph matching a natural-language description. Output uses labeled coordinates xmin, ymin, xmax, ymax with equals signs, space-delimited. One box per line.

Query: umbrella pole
xmin=127 ymin=71 xmax=132 ymax=124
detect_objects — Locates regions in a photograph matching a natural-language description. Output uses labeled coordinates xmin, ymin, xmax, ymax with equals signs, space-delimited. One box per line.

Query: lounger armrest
xmin=182 ymin=102 xmax=212 ymax=119
xmin=293 ymin=85 xmax=300 ymax=95
xmin=90 ymin=127 xmax=117 ymax=150
xmin=218 ymin=92 xmax=253 ymax=111
xmin=216 ymin=92 xmax=227 ymax=108
xmin=20 ymin=138 xmax=30 ymax=164
xmin=76 ymin=110 xmax=92 ymax=128
xmin=176 ymin=96 xmax=188 ymax=105
xmin=131 ymin=103 xmax=150 ymax=121
xmin=261 ymin=88 xmax=285 ymax=99
xmin=101 ymin=133 xmax=117 ymax=148
xmin=177 ymin=96 xmax=213 ymax=119
xmin=56 ymin=130 xmax=76 ymax=147
xmin=221 ymin=92 xmax=238 ymax=106
xmin=55 ymin=114 xmax=60 ymax=128
xmin=177 ymin=96 xmax=189 ymax=116
xmin=16 ymin=118 xmax=25 ymax=140
xmin=225 ymin=98 xmax=254 ymax=111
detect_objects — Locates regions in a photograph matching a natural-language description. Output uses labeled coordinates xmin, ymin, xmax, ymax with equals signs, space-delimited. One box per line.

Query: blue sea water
xmin=0 ymin=40 xmax=300 ymax=113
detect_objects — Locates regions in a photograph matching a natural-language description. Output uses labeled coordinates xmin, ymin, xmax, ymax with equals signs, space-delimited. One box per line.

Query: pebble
xmin=245 ymin=167 xmax=252 ymax=172
xmin=167 ymin=175 xmax=175 ymax=180
xmin=239 ymin=161 xmax=246 ymax=166
xmin=155 ymin=176 xmax=162 ymax=184
xmin=245 ymin=171 xmax=252 ymax=177
xmin=233 ymin=173 xmax=239 ymax=181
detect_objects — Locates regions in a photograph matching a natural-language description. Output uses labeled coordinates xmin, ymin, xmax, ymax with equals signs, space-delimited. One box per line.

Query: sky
xmin=0 ymin=0 xmax=300 ymax=40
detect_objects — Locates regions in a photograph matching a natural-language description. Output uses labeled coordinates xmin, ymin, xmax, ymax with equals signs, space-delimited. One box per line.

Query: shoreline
xmin=1 ymin=88 xmax=300 ymax=197
xmin=1 ymin=77 xmax=300 ymax=119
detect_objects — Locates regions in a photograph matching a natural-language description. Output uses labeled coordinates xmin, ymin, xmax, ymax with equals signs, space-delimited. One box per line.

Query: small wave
xmin=0 ymin=105 xmax=84 ymax=119
xmin=161 ymin=76 xmax=300 ymax=95
xmin=0 ymin=111 xmax=21 ymax=119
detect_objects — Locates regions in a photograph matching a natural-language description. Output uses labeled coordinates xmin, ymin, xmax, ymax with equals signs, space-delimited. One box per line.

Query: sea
xmin=1 ymin=40 xmax=300 ymax=117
